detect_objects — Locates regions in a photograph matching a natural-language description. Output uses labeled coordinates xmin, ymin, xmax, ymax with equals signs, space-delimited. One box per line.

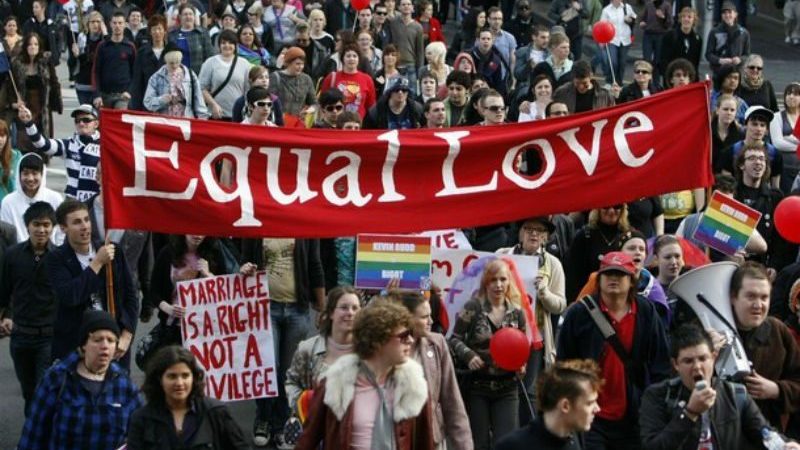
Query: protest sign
xmin=693 ymin=191 xmax=762 ymax=256
xmin=178 ymin=271 xmax=277 ymax=402
xmin=418 ymin=229 xmax=472 ymax=249
xmin=355 ymin=234 xmax=432 ymax=289
xmin=430 ymin=248 xmax=538 ymax=337
xmin=101 ymin=83 xmax=713 ymax=237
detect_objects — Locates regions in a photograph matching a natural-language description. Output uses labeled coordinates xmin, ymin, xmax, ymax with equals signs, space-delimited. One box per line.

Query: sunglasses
xmin=74 ymin=117 xmax=96 ymax=124
xmin=375 ymin=10 xmax=387 ymax=15
xmin=393 ymin=329 xmax=414 ymax=342
xmin=324 ymin=104 xmax=344 ymax=112
xmin=747 ymin=65 xmax=763 ymax=71
xmin=486 ymin=105 xmax=505 ymax=113
xmin=254 ymin=100 xmax=273 ymax=108
xmin=634 ymin=69 xmax=651 ymax=74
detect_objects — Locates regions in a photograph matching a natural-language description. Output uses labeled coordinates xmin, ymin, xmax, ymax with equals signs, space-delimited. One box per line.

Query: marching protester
xmin=295 ymin=300 xmax=435 ymax=450
xmin=17 ymin=310 xmax=142 ymax=450
xmin=241 ymin=86 xmax=278 ymax=126
xmin=640 ymin=324 xmax=800 ymax=449
xmin=0 ymin=153 xmax=62 ymax=244
xmin=199 ymin=29 xmax=251 ymax=121
xmin=0 ymin=201 xmax=56 ymax=415
xmin=143 ymin=42 xmax=208 ymax=118
xmin=495 ymin=359 xmax=603 ymax=450
xmin=129 ymin=14 xmax=169 ymax=111
xmin=17 ymin=104 xmax=100 ymax=202
xmin=92 ymin=11 xmax=136 ymax=110
xmin=558 ymin=251 xmax=671 ymax=449
xmin=391 ymin=290 xmax=473 ymax=450
xmin=449 ymin=259 xmax=528 ymax=450
xmin=45 ymin=199 xmax=138 ymax=369
xmin=127 ymin=345 xmax=249 ymax=449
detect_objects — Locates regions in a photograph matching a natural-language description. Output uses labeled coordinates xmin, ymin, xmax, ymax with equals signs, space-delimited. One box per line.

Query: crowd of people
xmin=1 ymin=0 xmax=800 ymax=448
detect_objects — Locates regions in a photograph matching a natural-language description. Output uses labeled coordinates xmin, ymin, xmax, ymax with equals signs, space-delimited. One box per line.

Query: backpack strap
xmin=580 ymin=296 xmax=639 ymax=381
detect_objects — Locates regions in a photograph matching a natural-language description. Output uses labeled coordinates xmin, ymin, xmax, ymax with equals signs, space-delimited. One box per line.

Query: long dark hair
xmin=169 ymin=234 xmax=222 ymax=273
xmin=19 ymin=32 xmax=43 ymax=64
xmin=318 ymin=286 xmax=360 ymax=336
xmin=238 ymin=24 xmax=264 ymax=50
xmin=0 ymin=120 xmax=12 ymax=186
xmin=142 ymin=346 xmax=206 ymax=406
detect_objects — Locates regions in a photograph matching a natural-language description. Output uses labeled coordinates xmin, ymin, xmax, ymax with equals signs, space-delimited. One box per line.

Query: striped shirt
xmin=26 ymin=123 xmax=101 ymax=201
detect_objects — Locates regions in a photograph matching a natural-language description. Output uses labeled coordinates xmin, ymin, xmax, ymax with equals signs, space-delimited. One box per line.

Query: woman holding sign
xmin=127 ymin=345 xmax=249 ymax=450
xmin=448 ymin=259 xmax=527 ymax=450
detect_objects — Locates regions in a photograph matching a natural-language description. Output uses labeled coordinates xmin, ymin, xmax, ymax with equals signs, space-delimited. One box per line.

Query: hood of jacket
xmin=321 ymin=353 xmax=428 ymax=422
xmin=15 ymin=152 xmax=49 ymax=199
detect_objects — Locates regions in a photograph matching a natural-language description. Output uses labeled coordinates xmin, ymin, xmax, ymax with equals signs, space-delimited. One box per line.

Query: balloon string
xmin=604 ymin=45 xmax=617 ymax=86
xmin=519 ymin=377 xmax=536 ymax=421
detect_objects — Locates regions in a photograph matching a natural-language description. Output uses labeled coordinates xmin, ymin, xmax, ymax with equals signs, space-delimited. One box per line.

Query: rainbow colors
xmin=355 ymin=234 xmax=432 ymax=290
xmin=694 ymin=191 xmax=762 ymax=256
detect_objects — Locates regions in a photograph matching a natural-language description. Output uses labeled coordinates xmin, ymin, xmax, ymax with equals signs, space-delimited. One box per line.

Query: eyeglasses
xmin=747 ymin=65 xmax=763 ymax=71
xmin=375 ymin=10 xmax=387 ymax=15
xmin=486 ymin=105 xmax=505 ymax=113
xmin=324 ymin=104 xmax=344 ymax=112
xmin=745 ymin=155 xmax=766 ymax=162
xmin=521 ymin=226 xmax=548 ymax=235
xmin=393 ymin=329 xmax=414 ymax=342
xmin=254 ymin=100 xmax=273 ymax=108
xmin=634 ymin=69 xmax=651 ymax=75
xmin=74 ymin=117 xmax=95 ymax=124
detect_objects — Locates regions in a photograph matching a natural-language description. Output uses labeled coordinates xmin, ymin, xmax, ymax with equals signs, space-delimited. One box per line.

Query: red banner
xmin=101 ymin=83 xmax=713 ymax=238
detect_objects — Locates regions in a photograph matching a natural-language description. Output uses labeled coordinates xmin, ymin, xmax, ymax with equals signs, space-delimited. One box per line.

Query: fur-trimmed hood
xmin=321 ymin=354 xmax=428 ymax=422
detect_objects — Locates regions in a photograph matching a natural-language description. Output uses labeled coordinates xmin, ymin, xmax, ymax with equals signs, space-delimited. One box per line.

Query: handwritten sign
xmin=178 ymin=272 xmax=277 ymax=402
xmin=418 ymin=229 xmax=473 ymax=250
xmin=693 ymin=191 xmax=761 ymax=256
xmin=430 ymin=248 xmax=538 ymax=336
xmin=355 ymin=234 xmax=432 ymax=289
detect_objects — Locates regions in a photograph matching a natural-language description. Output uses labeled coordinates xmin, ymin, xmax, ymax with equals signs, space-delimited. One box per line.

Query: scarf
xmin=741 ymin=72 xmax=764 ymax=90
xmin=359 ymin=362 xmax=395 ymax=450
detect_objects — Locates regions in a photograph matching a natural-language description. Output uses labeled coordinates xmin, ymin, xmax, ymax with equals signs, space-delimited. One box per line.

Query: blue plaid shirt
xmin=18 ymin=351 xmax=143 ymax=450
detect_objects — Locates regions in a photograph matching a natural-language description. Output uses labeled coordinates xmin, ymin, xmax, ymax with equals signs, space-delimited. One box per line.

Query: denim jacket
xmin=143 ymin=64 xmax=209 ymax=118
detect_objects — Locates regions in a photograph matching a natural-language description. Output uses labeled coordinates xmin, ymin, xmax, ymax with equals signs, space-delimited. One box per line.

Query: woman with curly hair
xmin=448 ymin=7 xmax=486 ymax=62
xmin=448 ymin=259 xmax=528 ymax=450
xmin=127 ymin=346 xmax=249 ymax=449
xmin=296 ymin=300 xmax=435 ymax=450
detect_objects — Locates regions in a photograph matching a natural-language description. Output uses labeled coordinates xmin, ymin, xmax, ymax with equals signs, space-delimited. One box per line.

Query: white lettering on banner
xmin=502 ymin=139 xmax=556 ymax=189
xmin=434 ymin=131 xmax=499 ymax=197
xmin=122 ymin=114 xmax=198 ymax=199
xmin=120 ymin=112 xmax=661 ymax=226
xmin=428 ymin=248 xmax=538 ymax=337
xmin=613 ymin=112 xmax=655 ymax=167
xmin=558 ymin=120 xmax=609 ymax=175
xmin=377 ymin=130 xmax=406 ymax=202
xmin=260 ymin=148 xmax=319 ymax=205
xmin=321 ymin=151 xmax=373 ymax=206
xmin=199 ymin=146 xmax=262 ymax=226
xmin=179 ymin=271 xmax=278 ymax=402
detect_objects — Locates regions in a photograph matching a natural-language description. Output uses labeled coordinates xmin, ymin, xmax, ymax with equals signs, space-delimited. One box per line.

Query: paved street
xmin=0 ymin=1 xmax=798 ymax=446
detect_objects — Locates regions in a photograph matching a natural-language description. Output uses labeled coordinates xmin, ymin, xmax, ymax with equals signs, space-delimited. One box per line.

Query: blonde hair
xmin=308 ymin=8 xmax=326 ymax=27
xmin=164 ymin=49 xmax=183 ymax=64
xmin=588 ymin=205 xmax=631 ymax=232
xmin=479 ymin=259 xmax=523 ymax=309
xmin=247 ymin=2 xmax=263 ymax=16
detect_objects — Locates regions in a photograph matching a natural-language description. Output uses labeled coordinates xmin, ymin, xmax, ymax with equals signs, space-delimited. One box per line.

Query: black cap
xmin=79 ymin=310 xmax=120 ymax=346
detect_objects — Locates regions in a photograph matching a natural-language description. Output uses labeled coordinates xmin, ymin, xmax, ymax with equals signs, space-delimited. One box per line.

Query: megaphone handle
xmin=696 ymin=294 xmax=740 ymax=337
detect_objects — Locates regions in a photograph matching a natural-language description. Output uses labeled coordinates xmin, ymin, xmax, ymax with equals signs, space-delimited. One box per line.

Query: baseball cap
xmin=720 ymin=1 xmax=737 ymax=11
xmin=71 ymin=104 xmax=98 ymax=119
xmin=744 ymin=105 xmax=774 ymax=124
xmin=598 ymin=251 xmax=637 ymax=276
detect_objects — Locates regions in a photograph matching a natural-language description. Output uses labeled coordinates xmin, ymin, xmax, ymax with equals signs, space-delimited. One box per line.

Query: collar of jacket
xmin=321 ymin=354 xmax=428 ymax=421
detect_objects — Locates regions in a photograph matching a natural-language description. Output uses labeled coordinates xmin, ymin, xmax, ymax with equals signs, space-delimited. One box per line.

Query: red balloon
xmin=592 ymin=21 xmax=616 ymax=44
xmin=489 ymin=327 xmax=530 ymax=371
xmin=775 ymin=196 xmax=800 ymax=243
xmin=351 ymin=0 xmax=370 ymax=11
xmin=57 ymin=0 xmax=69 ymax=5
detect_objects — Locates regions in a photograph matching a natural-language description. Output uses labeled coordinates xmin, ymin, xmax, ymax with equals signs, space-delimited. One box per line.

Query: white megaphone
xmin=669 ymin=262 xmax=752 ymax=381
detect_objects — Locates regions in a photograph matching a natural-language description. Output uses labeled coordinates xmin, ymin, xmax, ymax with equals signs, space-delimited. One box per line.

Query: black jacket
xmin=618 ymin=81 xmax=661 ymax=104
xmin=129 ymin=43 xmax=165 ymax=111
xmin=640 ymin=378 xmax=768 ymax=450
xmin=127 ymin=397 xmax=250 ymax=450
xmin=44 ymin=240 xmax=138 ymax=361
xmin=364 ymin=99 xmax=423 ymax=130
xmin=496 ymin=417 xmax=583 ymax=450
xmin=240 ymin=239 xmax=324 ymax=310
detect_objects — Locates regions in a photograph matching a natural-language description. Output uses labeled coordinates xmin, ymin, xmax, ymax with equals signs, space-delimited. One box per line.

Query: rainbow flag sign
xmin=693 ymin=191 xmax=762 ymax=256
xmin=355 ymin=234 xmax=432 ymax=290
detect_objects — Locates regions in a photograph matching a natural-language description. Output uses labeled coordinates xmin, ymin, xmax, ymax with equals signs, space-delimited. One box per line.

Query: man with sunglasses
xmin=18 ymin=104 xmax=101 ymax=201
xmin=314 ymin=89 xmax=345 ymax=128
xmin=506 ymin=1 xmax=537 ymax=48
xmin=243 ymin=87 xmax=278 ymax=126
xmin=480 ymin=90 xmax=507 ymax=126
xmin=372 ymin=3 xmax=393 ymax=49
